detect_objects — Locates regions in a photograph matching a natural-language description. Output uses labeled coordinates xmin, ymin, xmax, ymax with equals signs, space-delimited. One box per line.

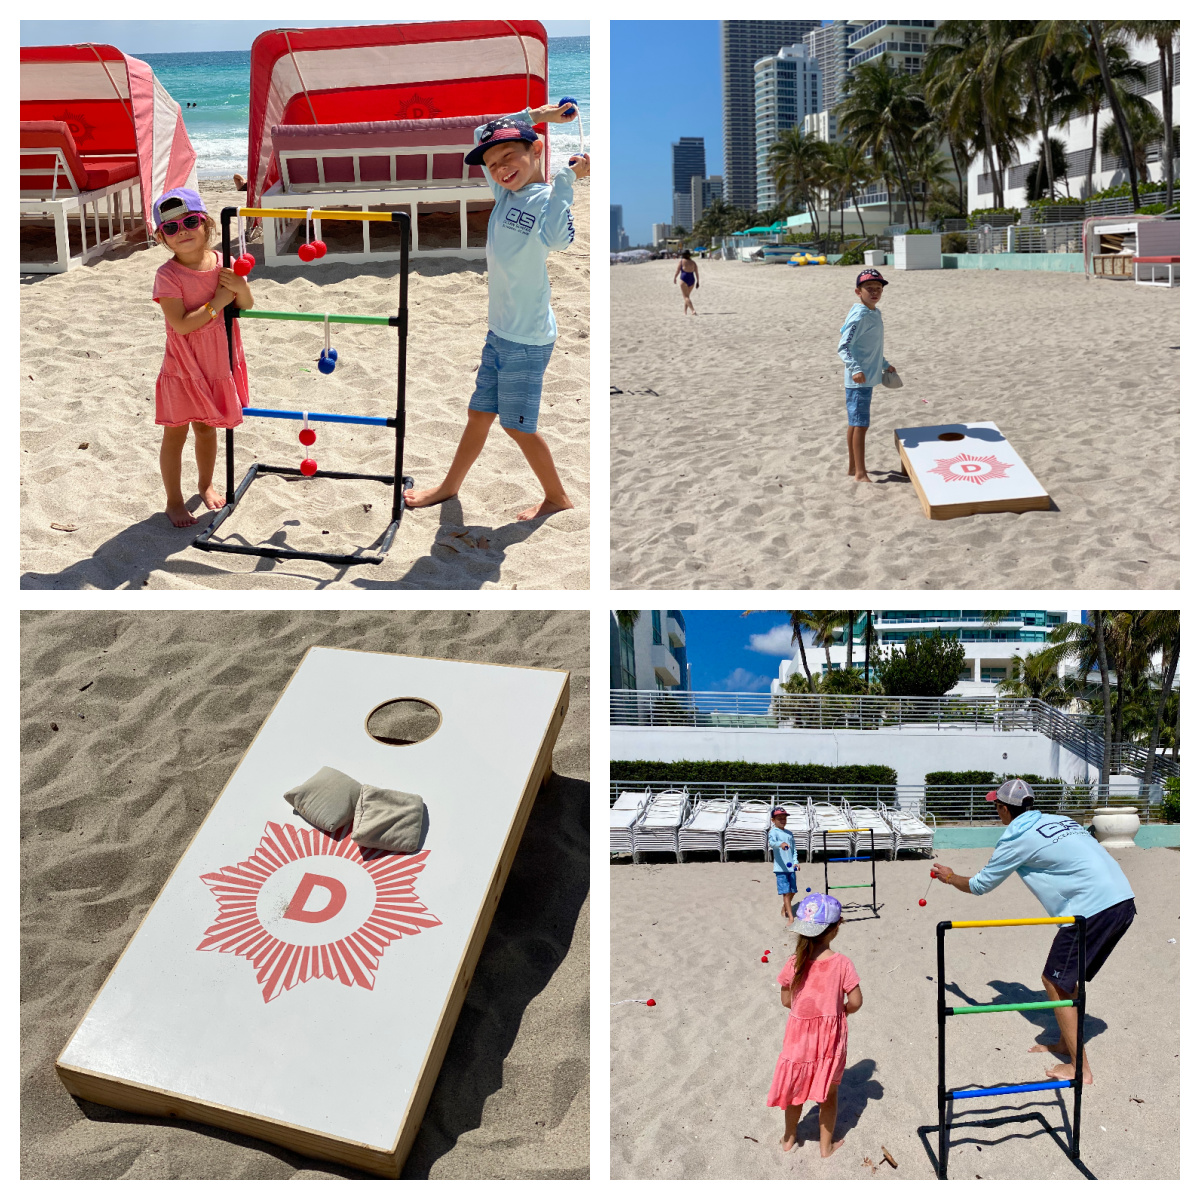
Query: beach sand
xmin=21 ymin=610 xmax=589 ymax=1179
xmin=21 ymin=178 xmax=590 ymax=590
xmin=610 ymin=261 xmax=1178 ymax=589
xmin=611 ymin=851 xmax=1179 ymax=1180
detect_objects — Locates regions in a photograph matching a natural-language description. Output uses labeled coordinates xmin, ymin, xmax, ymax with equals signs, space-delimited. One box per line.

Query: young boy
xmin=404 ymin=104 xmax=589 ymax=521
xmin=837 ymin=267 xmax=898 ymax=483
xmin=768 ymin=807 xmax=799 ymax=921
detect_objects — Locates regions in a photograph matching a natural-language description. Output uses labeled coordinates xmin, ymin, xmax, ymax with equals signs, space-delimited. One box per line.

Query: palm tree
xmin=1088 ymin=21 xmax=1140 ymax=208
xmin=1139 ymin=610 xmax=1180 ymax=784
xmin=784 ymin=611 xmax=815 ymax=691
xmin=804 ymin=611 xmax=847 ymax=674
xmin=1100 ymin=100 xmax=1166 ymax=185
xmin=997 ymin=649 xmax=1075 ymax=707
xmin=906 ymin=135 xmax=954 ymax=224
xmin=837 ymin=61 xmax=927 ymax=228
xmin=1120 ymin=21 xmax=1179 ymax=207
xmin=1009 ymin=20 xmax=1081 ymax=202
xmin=767 ymin=126 xmax=828 ymax=238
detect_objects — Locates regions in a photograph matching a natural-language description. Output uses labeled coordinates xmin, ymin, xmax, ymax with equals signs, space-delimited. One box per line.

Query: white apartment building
xmin=847 ymin=19 xmax=939 ymax=76
xmin=754 ymin=43 xmax=823 ymax=210
xmin=651 ymin=222 xmax=671 ymax=248
xmin=610 ymin=611 xmax=691 ymax=692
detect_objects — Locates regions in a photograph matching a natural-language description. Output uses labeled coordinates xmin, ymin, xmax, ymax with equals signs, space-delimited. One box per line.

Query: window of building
xmin=958 ymin=667 xmax=974 ymax=681
xmin=652 ymin=610 xmax=662 ymax=645
xmin=611 ymin=617 xmax=637 ymax=691
xmin=981 ymin=667 xmax=1008 ymax=682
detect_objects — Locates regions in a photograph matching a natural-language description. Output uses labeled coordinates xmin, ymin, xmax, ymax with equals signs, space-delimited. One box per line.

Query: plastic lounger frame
xmin=192 ymin=206 xmax=413 ymax=567
xmin=936 ymin=915 xmax=1087 ymax=1179
xmin=822 ymin=827 xmax=878 ymax=917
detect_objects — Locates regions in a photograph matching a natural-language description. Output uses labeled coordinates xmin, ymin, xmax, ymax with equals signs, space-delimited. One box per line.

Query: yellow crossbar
xmin=950 ymin=917 xmax=1076 ymax=929
xmin=237 ymin=207 xmax=403 ymax=222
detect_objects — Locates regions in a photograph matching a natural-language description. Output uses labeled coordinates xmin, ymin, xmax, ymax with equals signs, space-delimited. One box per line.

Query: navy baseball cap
xmin=855 ymin=268 xmax=889 ymax=288
xmin=465 ymin=117 xmax=539 ymax=166
xmin=153 ymin=187 xmax=207 ymax=229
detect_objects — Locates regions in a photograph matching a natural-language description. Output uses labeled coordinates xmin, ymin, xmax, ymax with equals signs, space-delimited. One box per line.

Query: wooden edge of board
xmin=895 ymin=440 xmax=1050 ymax=520
xmin=55 ymin=651 xmax=575 ymax=1180
xmin=895 ymin=443 xmax=933 ymax=519
xmin=388 ymin=668 xmax=572 ymax=1175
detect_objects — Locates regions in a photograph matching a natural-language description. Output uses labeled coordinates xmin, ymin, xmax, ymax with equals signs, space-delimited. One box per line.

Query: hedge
xmin=611 ymin=760 xmax=897 ymax=786
xmin=925 ymin=771 xmax=1063 ymax=787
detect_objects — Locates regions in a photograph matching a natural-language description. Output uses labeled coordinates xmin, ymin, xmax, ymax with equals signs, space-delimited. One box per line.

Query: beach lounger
xmin=55 ymin=647 xmax=569 ymax=1178
xmin=678 ymin=796 xmax=735 ymax=861
xmin=632 ymin=790 xmax=689 ymax=863
xmin=841 ymin=801 xmax=897 ymax=860
xmin=880 ymin=804 xmax=935 ymax=857
xmin=723 ymin=798 xmax=773 ymax=860
xmin=611 ymin=789 xmax=651 ymax=858
xmin=808 ymin=802 xmax=854 ymax=860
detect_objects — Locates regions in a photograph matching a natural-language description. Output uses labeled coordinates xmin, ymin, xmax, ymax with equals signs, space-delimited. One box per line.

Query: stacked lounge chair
xmin=809 ymin=801 xmax=854 ymax=860
xmin=724 ymin=798 xmax=773 ymax=860
xmin=841 ymin=801 xmax=897 ymax=860
xmin=610 ymin=790 xmax=651 ymax=858
xmin=881 ymin=805 xmax=935 ymax=856
xmin=678 ymin=796 xmax=735 ymax=861
xmin=633 ymin=790 xmax=689 ymax=863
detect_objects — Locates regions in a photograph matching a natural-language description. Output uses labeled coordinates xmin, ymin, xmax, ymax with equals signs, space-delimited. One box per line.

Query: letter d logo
xmin=283 ymin=872 xmax=347 ymax=923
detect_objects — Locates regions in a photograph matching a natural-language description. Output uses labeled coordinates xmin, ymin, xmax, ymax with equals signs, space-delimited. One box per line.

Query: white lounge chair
xmin=881 ymin=805 xmax=935 ymax=856
xmin=724 ymin=798 xmax=773 ymax=860
xmin=610 ymin=789 xmax=650 ymax=859
xmin=633 ymin=790 xmax=689 ymax=863
xmin=678 ymin=796 xmax=735 ymax=861
xmin=809 ymin=801 xmax=854 ymax=860
xmin=841 ymin=800 xmax=896 ymax=860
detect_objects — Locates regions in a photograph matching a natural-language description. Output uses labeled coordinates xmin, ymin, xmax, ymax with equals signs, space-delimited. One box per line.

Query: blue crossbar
xmin=242 ymin=407 xmax=391 ymax=427
xmin=828 ymin=856 xmax=872 ymax=863
xmin=951 ymin=1079 xmax=1072 ymax=1100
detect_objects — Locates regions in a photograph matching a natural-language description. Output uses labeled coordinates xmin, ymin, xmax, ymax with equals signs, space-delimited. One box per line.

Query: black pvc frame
xmin=821 ymin=827 xmax=878 ymax=916
xmin=936 ymin=915 xmax=1087 ymax=1178
xmin=192 ymin=206 xmax=413 ymax=567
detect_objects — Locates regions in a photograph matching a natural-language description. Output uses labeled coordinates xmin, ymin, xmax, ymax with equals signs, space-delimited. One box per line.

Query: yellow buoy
xmin=817 ymin=255 xmax=827 ymax=265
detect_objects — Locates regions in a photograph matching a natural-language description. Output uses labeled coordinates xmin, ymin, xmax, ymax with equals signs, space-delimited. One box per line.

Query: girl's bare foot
xmin=780 ymin=1133 xmax=799 ymax=1152
xmin=1046 ymin=1061 xmax=1093 ymax=1084
xmin=166 ymin=502 xmax=197 ymax=528
xmin=404 ymin=484 xmax=458 ymax=508
xmin=820 ymin=1139 xmax=845 ymax=1158
xmin=1029 ymin=1039 xmax=1070 ymax=1057
xmin=515 ymin=497 xmax=573 ymax=521
xmin=854 ymin=473 xmax=871 ymax=483
xmin=200 ymin=485 xmax=226 ymax=510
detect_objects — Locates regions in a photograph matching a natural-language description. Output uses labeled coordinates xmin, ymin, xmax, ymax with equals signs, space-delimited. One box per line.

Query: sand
xmin=21 ymin=609 xmax=589 ymax=1179
xmin=610 ymin=261 xmax=1179 ymax=589
xmin=20 ymin=178 xmax=590 ymax=590
xmin=611 ymin=850 xmax=1179 ymax=1180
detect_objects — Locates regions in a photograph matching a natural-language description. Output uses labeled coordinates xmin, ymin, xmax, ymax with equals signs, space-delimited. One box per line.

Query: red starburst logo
xmin=927 ymin=453 xmax=1014 ymax=486
xmin=197 ymin=821 xmax=441 ymax=1003
xmin=61 ymin=108 xmax=98 ymax=148
xmin=395 ymin=92 xmax=441 ymax=120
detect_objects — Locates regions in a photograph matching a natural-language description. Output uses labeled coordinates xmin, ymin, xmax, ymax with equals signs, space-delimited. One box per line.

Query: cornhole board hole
xmin=55 ymin=647 xmax=570 ymax=1178
xmin=894 ymin=421 xmax=1051 ymax=520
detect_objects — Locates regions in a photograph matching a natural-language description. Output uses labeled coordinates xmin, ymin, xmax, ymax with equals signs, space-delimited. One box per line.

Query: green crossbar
xmin=829 ymin=883 xmax=873 ymax=889
xmin=240 ymin=309 xmax=391 ymax=326
xmin=949 ymin=999 xmax=1075 ymax=1015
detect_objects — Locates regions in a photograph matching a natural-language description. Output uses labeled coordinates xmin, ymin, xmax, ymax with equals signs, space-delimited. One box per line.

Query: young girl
xmin=673 ymin=253 xmax=699 ymax=315
xmin=767 ymin=893 xmax=863 ymax=1157
xmin=150 ymin=188 xmax=253 ymax=527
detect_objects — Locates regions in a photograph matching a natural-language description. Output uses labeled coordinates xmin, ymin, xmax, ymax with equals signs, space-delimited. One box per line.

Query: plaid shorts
xmin=468 ymin=331 xmax=555 ymax=432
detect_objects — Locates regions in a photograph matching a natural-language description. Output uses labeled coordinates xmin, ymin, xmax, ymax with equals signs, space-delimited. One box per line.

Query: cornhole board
xmin=55 ymin=647 xmax=570 ymax=1178
xmin=894 ymin=421 xmax=1051 ymax=520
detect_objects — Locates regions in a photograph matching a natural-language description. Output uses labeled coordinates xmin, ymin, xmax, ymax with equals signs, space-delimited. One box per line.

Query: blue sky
xmin=681 ymin=611 xmax=802 ymax=693
xmin=20 ymin=20 xmax=588 ymax=54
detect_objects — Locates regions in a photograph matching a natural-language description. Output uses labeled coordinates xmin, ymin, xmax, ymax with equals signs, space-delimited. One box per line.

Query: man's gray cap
xmin=996 ymin=778 xmax=1035 ymax=805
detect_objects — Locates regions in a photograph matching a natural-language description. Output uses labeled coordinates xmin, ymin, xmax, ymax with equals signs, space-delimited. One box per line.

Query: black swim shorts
xmin=1042 ymin=897 xmax=1136 ymax=994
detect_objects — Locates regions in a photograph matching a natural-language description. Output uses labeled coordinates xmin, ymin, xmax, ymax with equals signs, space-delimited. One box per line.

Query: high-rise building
xmin=846 ymin=20 xmax=939 ymax=78
xmin=651 ymin=222 xmax=671 ymax=248
xmin=721 ymin=20 xmax=821 ymax=211
xmin=671 ymin=136 xmax=706 ymax=231
xmin=609 ymin=611 xmax=691 ymax=692
xmin=754 ymin=44 xmax=822 ymax=210
xmin=610 ymin=204 xmax=625 ymax=252
xmin=689 ymin=174 xmax=724 ymax=229
xmin=803 ymin=19 xmax=866 ymax=141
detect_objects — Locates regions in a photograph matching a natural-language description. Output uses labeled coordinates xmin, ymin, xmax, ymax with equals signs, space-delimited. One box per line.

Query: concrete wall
xmin=939 ymin=253 xmax=1084 ymax=273
xmin=609 ymin=725 xmax=1094 ymax=788
xmin=935 ymin=825 xmax=1180 ymax=849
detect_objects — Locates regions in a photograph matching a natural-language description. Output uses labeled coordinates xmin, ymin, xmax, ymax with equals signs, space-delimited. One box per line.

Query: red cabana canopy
xmin=247 ymin=21 xmax=549 ymax=206
xmin=20 ymin=43 xmax=197 ymax=236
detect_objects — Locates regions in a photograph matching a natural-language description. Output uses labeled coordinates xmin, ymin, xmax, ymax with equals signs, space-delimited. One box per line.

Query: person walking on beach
xmin=674 ymin=252 xmax=699 ymax=315
xmin=404 ymin=104 xmax=587 ymax=521
xmin=769 ymin=806 xmax=799 ymax=921
xmin=150 ymin=188 xmax=253 ymax=527
xmin=932 ymin=778 xmax=1136 ymax=1085
xmin=768 ymin=894 xmax=863 ymax=1158
xmin=836 ymin=267 xmax=898 ymax=483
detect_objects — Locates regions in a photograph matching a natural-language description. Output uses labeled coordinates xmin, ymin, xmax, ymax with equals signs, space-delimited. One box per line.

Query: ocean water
xmin=141 ymin=35 xmax=589 ymax=182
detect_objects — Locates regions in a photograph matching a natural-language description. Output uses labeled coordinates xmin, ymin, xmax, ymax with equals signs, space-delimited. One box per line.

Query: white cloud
xmin=747 ymin=624 xmax=796 ymax=656
xmin=714 ymin=667 xmax=771 ymax=692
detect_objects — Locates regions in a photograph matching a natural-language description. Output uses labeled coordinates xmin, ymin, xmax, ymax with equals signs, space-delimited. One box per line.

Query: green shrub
xmin=610 ymin=760 xmax=898 ymax=786
xmin=1135 ymin=202 xmax=1168 ymax=214
xmin=903 ymin=228 xmax=934 ymax=235
xmin=1161 ymin=776 xmax=1180 ymax=823
xmin=871 ymin=632 xmax=965 ymax=697
xmin=839 ymin=242 xmax=867 ymax=266
xmin=942 ymin=231 xmax=968 ymax=253
xmin=968 ymin=206 xmax=1020 ymax=228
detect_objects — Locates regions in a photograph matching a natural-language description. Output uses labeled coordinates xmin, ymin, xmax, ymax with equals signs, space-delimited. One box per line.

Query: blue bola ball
xmin=318 ymin=349 xmax=337 ymax=375
xmin=558 ymin=95 xmax=578 ymax=118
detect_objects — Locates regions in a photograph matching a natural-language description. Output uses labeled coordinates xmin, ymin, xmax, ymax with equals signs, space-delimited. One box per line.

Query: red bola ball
xmin=645 ymin=999 xmax=656 ymax=1007
xmin=233 ymin=254 xmax=253 ymax=277
xmin=297 ymin=242 xmax=317 ymax=263
xmin=919 ymin=898 xmax=928 ymax=906
xmin=931 ymin=869 xmax=938 ymax=878
xmin=311 ymin=240 xmax=327 ymax=258
xmin=299 ymin=428 xmax=316 ymax=446
xmin=761 ymin=955 xmax=769 ymax=963
xmin=300 ymin=458 xmax=318 ymax=476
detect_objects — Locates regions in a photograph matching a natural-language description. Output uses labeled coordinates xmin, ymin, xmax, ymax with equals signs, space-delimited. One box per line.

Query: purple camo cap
xmin=789 ymin=892 xmax=842 ymax=936
xmin=153 ymin=187 xmax=207 ymax=229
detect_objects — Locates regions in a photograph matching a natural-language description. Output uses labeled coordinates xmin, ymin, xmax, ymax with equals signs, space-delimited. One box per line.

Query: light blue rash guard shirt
xmin=768 ymin=826 xmax=797 ymax=873
xmin=968 ymin=809 xmax=1135 ymax=919
xmin=477 ymin=109 xmax=576 ymax=346
xmin=837 ymin=302 xmax=892 ymax=388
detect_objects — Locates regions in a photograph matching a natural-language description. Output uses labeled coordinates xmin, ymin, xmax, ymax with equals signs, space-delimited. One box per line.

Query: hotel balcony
xmin=665 ymin=613 xmax=686 ymax=648
xmin=652 ymin=643 xmax=682 ymax=688
xmin=848 ymin=19 xmax=937 ymax=48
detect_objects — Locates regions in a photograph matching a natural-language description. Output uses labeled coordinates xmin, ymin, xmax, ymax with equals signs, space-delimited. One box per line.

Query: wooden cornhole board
xmin=894 ymin=421 xmax=1051 ymax=520
xmin=55 ymin=647 xmax=570 ymax=1178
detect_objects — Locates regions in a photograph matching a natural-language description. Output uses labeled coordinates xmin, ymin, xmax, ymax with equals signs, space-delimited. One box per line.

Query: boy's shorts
xmin=775 ymin=871 xmax=797 ymax=895
xmin=1042 ymin=897 xmax=1136 ymax=993
xmin=845 ymin=386 xmax=873 ymax=428
xmin=468 ymin=331 xmax=555 ymax=432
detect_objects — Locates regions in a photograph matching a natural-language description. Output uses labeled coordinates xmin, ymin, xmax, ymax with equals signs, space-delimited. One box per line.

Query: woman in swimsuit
xmin=674 ymin=253 xmax=699 ymax=315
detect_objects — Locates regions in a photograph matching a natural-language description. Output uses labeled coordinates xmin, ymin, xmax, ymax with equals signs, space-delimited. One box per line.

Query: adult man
xmin=933 ymin=779 xmax=1136 ymax=1084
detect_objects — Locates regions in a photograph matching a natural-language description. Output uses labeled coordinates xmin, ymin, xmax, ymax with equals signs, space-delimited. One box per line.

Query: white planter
xmin=1092 ymin=806 xmax=1140 ymax=849
xmin=864 ymin=249 xmax=886 ymax=266
xmin=894 ymin=233 xmax=942 ymax=270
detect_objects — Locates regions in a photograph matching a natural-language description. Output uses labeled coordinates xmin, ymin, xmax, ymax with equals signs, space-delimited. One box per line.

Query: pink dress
xmin=766 ymin=951 xmax=861 ymax=1108
xmin=152 ymin=256 xmax=248 ymax=427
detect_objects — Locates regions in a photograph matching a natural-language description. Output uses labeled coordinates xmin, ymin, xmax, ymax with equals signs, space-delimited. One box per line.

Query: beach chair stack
xmin=723 ymin=799 xmax=773 ymax=860
xmin=881 ymin=805 xmax=935 ymax=857
xmin=678 ymin=796 xmax=735 ymax=861
xmin=808 ymin=802 xmax=854 ymax=860
xmin=841 ymin=801 xmax=897 ymax=860
xmin=632 ymin=790 xmax=689 ymax=863
xmin=610 ymin=790 xmax=651 ymax=858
